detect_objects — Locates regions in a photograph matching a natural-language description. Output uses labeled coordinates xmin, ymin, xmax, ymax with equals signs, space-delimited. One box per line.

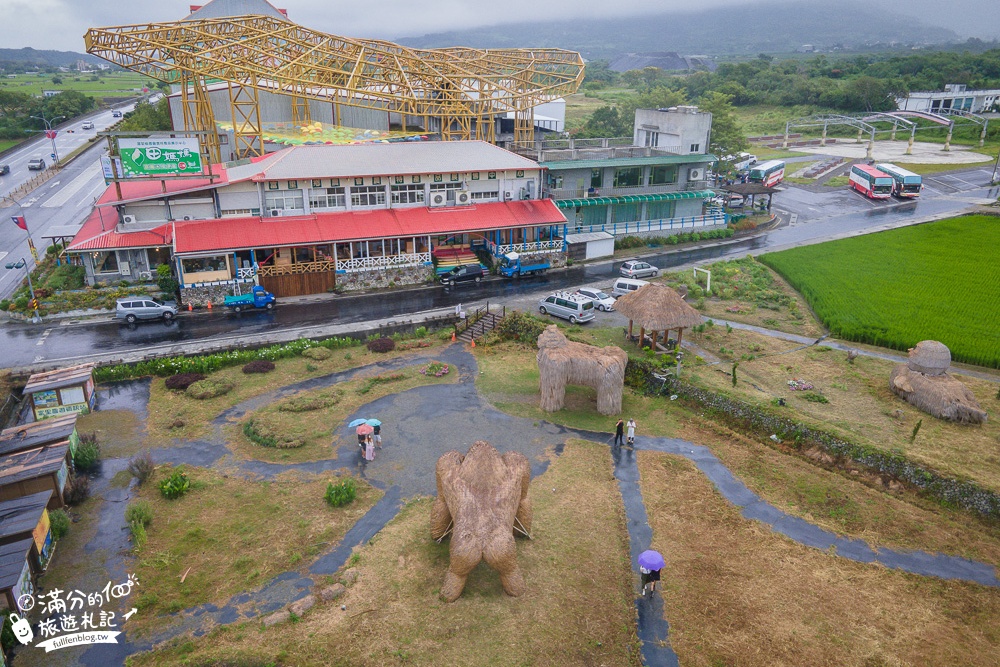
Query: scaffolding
xmin=85 ymin=14 xmax=584 ymax=161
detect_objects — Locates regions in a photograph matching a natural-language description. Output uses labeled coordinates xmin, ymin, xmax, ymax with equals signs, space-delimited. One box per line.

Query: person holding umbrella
xmin=638 ymin=549 xmax=664 ymax=597
xmin=349 ymin=419 xmax=375 ymax=461
xmin=367 ymin=419 xmax=382 ymax=448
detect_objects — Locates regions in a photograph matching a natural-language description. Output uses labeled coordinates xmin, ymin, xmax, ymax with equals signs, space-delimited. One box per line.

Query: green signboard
xmin=118 ymin=138 xmax=203 ymax=177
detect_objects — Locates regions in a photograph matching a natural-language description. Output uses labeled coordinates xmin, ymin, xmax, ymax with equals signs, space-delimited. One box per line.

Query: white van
xmin=611 ymin=278 xmax=649 ymax=298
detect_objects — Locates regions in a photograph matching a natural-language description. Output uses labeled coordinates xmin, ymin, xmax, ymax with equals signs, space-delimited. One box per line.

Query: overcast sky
xmin=1 ymin=0 xmax=997 ymax=52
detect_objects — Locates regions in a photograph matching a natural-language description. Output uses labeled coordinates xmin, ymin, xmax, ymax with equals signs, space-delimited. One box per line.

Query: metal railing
xmin=336 ymin=251 xmax=431 ymax=273
xmin=258 ymin=259 xmax=337 ymax=277
xmin=454 ymin=302 xmax=506 ymax=339
xmin=488 ymin=239 xmax=562 ymax=257
xmin=571 ymin=214 xmax=727 ymax=236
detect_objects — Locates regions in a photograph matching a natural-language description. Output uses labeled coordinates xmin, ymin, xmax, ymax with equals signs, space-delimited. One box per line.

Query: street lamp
xmin=4 ymin=258 xmax=41 ymax=324
xmin=29 ymin=114 xmax=65 ymax=167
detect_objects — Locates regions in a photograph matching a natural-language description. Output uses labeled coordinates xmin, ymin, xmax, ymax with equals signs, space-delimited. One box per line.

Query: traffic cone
xmin=187 ymin=303 xmax=192 ymax=311
xmin=470 ymin=338 xmax=476 ymax=348
xmin=207 ymin=300 xmax=212 ymax=310
xmin=451 ymin=331 xmax=456 ymax=342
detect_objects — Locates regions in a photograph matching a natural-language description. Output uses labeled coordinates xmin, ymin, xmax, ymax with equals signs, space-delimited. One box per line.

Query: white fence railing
xmin=237 ymin=267 xmax=257 ymax=281
xmin=489 ymin=239 xmax=563 ymax=257
xmin=336 ymin=251 xmax=431 ymax=273
xmin=570 ymin=214 xmax=727 ymax=237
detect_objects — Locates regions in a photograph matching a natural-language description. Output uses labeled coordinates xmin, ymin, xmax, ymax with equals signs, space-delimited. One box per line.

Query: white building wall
xmin=633 ymin=107 xmax=713 ymax=154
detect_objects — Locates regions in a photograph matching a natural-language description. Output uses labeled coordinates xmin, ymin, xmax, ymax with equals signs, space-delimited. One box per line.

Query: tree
xmin=576 ymin=105 xmax=630 ymax=138
xmin=697 ymin=91 xmax=748 ymax=161
xmin=119 ymin=98 xmax=172 ymax=132
xmin=0 ymin=90 xmax=31 ymax=119
xmin=846 ymin=76 xmax=896 ymax=112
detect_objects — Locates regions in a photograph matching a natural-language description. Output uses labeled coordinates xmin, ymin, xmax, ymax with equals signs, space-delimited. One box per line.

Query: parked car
xmin=115 ymin=297 xmax=178 ymax=323
xmin=0 ymin=165 xmax=9 ymax=176
xmin=27 ymin=158 xmax=46 ymax=171
xmin=538 ymin=291 xmax=595 ymax=324
xmin=619 ymin=259 xmax=658 ymax=279
xmin=440 ymin=264 xmax=484 ymax=286
xmin=81 ymin=121 xmax=94 ymax=130
xmin=611 ymin=278 xmax=649 ymax=298
xmin=576 ymin=287 xmax=615 ymax=312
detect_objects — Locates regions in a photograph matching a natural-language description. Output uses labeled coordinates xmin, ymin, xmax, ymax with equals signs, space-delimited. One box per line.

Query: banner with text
xmin=118 ymin=138 xmax=203 ymax=178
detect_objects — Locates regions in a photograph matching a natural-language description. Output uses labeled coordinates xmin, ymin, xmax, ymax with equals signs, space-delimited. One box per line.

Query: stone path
xmin=22 ymin=344 xmax=997 ymax=666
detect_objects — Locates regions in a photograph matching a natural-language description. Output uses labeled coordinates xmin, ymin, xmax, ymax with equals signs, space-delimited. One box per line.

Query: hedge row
xmin=625 ymin=358 xmax=1000 ymax=520
xmin=94 ymin=336 xmax=360 ymax=382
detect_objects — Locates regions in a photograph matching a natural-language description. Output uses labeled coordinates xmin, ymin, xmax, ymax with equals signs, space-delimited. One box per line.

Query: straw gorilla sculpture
xmin=431 ymin=441 xmax=532 ymax=602
xmin=536 ymin=325 xmax=628 ymax=415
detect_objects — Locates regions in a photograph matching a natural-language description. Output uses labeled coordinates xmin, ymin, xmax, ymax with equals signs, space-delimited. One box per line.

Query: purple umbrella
xmin=638 ymin=550 xmax=665 ymax=570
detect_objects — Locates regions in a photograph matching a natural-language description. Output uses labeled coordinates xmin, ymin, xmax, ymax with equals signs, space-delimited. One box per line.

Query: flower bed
xmin=420 ymin=362 xmax=450 ymax=377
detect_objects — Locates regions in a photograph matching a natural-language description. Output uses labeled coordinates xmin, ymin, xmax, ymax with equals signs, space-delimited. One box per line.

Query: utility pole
xmin=4 ymin=258 xmax=40 ymax=324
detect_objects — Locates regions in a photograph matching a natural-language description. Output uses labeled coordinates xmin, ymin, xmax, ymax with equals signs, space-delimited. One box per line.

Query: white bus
xmin=748 ymin=160 xmax=785 ymax=187
xmin=875 ymin=163 xmax=922 ymax=198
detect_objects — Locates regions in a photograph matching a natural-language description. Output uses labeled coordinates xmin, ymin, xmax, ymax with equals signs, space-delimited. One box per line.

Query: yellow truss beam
xmin=84 ymin=13 xmax=584 ymax=151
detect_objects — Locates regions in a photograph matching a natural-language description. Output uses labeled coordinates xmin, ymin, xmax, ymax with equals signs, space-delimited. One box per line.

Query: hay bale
xmin=907 ymin=340 xmax=951 ymax=376
xmin=889 ymin=364 xmax=987 ymax=424
xmin=536 ymin=325 xmax=627 ymax=415
xmin=430 ymin=441 xmax=531 ymax=602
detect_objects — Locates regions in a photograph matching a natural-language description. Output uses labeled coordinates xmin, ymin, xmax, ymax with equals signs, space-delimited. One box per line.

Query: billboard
xmin=119 ymin=138 xmax=203 ymax=177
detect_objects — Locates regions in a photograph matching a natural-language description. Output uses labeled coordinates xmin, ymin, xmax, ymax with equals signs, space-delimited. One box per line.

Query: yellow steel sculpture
xmin=85 ymin=14 xmax=584 ymax=162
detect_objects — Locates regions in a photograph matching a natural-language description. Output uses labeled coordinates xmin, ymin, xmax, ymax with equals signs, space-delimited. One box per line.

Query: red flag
xmin=11 ymin=215 xmax=27 ymax=231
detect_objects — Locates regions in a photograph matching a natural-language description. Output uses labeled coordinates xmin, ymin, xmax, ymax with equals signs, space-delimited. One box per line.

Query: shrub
xmin=420 ymin=362 xmax=450 ymax=377
xmin=494 ymin=310 xmax=547 ymax=346
xmin=277 ymin=389 xmax=342 ymax=412
xmin=49 ymin=509 xmax=71 ymax=540
xmin=357 ymin=373 xmax=406 ymax=395
xmin=242 ymin=360 xmax=275 ymax=374
xmin=165 ymin=373 xmax=206 ymax=391
xmin=125 ymin=500 xmax=153 ymax=528
xmin=158 ymin=468 xmax=190 ymax=499
xmin=129 ymin=520 xmax=148 ymax=549
xmin=325 ymin=478 xmax=358 ymax=507
xmin=414 ymin=326 xmax=428 ymax=338
xmin=185 ymin=378 xmax=234 ymax=399
xmin=0 ymin=299 xmax=10 ymax=311
xmin=73 ymin=433 xmax=101 ymax=472
xmin=243 ymin=416 xmax=303 ymax=448
xmin=367 ymin=337 xmax=395 ymax=353
xmin=302 ymin=347 xmax=332 ymax=360
xmin=13 ymin=296 xmax=28 ymax=311
xmin=128 ymin=451 xmax=155 ymax=485
xmin=801 ymin=391 xmax=829 ymax=404
xmin=65 ymin=472 xmax=90 ymax=505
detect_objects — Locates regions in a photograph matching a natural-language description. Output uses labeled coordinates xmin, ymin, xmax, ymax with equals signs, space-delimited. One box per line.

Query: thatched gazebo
xmin=614 ymin=283 xmax=704 ymax=350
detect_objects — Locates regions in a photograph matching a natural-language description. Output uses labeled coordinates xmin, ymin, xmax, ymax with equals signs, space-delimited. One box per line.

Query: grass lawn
xmin=564 ymin=92 xmax=611 ymax=131
xmin=894 ymin=160 xmax=994 ymax=176
xmin=0 ymin=72 xmax=152 ymax=96
xmin=126 ymin=466 xmax=380 ymax=639
xmin=639 ymin=450 xmax=1000 ymax=666
xmin=823 ymin=175 xmax=850 ymax=187
xmin=760 ymin=215 xmax=1000 ymax=368
xmin=231 ymin=360 xmax=459 ymax=463
xmin=0 ymin=139 xmax=21 ymax=153
xmin=129 ymin=441 xmax=641 ymax=666
xmin=681 ymin=324 xmax=1000 ymax=493
xmin=752 ymin=147 xmax=812 ymax=161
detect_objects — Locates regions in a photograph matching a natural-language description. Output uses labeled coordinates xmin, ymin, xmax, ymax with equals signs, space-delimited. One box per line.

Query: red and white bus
xmin=875 ymin=163 xmax=922 ymax=198
xmin=747 ymin=160 xmax=785 ymax=187
xmin=849 ymin=164 xmax=894 ymax=200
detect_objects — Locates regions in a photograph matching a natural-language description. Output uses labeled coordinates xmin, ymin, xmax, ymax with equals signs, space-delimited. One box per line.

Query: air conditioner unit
xmin=503 ymin=191 xmax=513 ymax=201
xmin=688 ymin=168 xmax=703 ymax=181
xmin=429 ymin=192 xmax=448 ymax=207
xmin=122 ymin=214 xmax=136 ymax=224
xmin=182 ymin=215 xmax=192 ymax=221
xmin=518 ymin=187 xmax=528 ymax=200
xmin=269 ymin=209 xmax=281 ymax=217
xmin=137 ymin=270 xmax=152 ymax=281
xmin=119 ymin=261 xmax=131 ymax=276
xmin=455 ymin=190 xmax=472 ymax=205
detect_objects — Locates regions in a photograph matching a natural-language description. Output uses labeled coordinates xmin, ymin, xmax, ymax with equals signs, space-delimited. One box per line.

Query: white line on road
xmin=36 ymin=328 xmax=52 ymax=346
xmin=42 ymin=165 xmax=101 ymax=208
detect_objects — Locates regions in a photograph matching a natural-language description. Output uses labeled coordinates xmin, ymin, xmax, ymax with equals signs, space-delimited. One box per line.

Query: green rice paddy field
xmin=759 ymin=215 xmax=1000 ymax=368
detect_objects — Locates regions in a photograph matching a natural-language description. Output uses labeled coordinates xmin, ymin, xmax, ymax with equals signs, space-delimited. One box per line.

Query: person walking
xmin=373 ymin=422 xmax=382 ymax=449
xmin=614 ymin=418 xmax=625 ymax=447
xmin=626 ymin=418 xmax=637 ymax=448
xmin=640 ymin=565 xmax=661 ymax=596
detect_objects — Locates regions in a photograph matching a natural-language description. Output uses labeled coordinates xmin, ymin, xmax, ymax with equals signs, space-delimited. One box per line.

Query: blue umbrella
xmin=366 ymin=419 xmax=382 ymax=427
xmin=348 ymin=418 xmax=369 ymax=428
xmin=638 ymin=550 xmax=665 ymax=571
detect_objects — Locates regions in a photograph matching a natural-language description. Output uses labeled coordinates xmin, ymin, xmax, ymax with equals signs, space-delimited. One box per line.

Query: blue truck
xmin=498 ymin=252 xmax=550 ymax=279
xmin=223 ymin=285 xmax=276 ymax=312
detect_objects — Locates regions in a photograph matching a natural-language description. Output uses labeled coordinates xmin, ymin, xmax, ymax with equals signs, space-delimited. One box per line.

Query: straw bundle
xmin=536 ymin=325 xmax=627 ymax=415
xmin=430 ymin=441 xmax=532 ymax=602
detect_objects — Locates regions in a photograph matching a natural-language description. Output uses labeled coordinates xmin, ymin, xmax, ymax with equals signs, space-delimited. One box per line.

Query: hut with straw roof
xmin=889 ymin=341 xmax=987 ymax=424
xmin=613 ymin=283 xmax=704 ymax=350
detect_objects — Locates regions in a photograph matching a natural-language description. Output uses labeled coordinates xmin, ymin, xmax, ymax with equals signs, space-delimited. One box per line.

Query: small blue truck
xmin=498 ymin=252 xmax=550 ymax=279
xmin=223 ymin=285 xmax=276 ymax=312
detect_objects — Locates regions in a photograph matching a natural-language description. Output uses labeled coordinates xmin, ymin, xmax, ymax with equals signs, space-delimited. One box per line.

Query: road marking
xmin=36 ymin=328 xmax=52 ymax=346
xmin=42 ymin=166 xmax=100 ymax=208
xmin=33 ymin=356 xmax=43 ymax=364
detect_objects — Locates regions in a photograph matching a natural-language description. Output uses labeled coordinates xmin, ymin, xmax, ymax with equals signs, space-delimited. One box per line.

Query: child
xmin=364 ymin=434 xmax=375 ymax=462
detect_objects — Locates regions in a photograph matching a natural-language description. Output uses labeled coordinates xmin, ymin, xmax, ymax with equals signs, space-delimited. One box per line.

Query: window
xmin=643 ymin=130 xmax=659 ymax=147
xmin=182 ymin=256 xmax=228 ymax=273
xmin=613 ymin=167 xmax=641 ymax=188
xmin=430 ymin=182 xmax=463 ymax=198
xmin=689 ymin=144 xmax=700 ymax=153
xmin=650 ymin=165 xmax=678 ymax=185
xmin=312 ymin=180 xmax=322 ymax=188
xmin=267 ymin=181 xmax=279 ymax=190
xmin=548 ymin=174 xmax=564 ymax=189
xmin=221 ymin=208 xmax=256 ymax=217
xmin=309 ymin=187 xmax=346 ymax=209
xmin=330 ymin=178 xmax=341 ymax=187
xmin=470 ymin=190 xmax=500 ymax=201
xmin=391 ymin=184 xmax=425 ymax=205
xmin=92 ymin=251 xmax=118 ymax=274
xmin=355 ymin=178 xmax=365 ymax=186
xmin=350 ymin=185 xmax=386 ymax=207
xmin=264 ymin=192 xmax=304 ymax=210
xmin=590 ymin=168 xmax=603 ymax=188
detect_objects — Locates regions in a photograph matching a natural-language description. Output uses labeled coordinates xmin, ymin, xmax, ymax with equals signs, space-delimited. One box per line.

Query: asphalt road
xmin=1 ymin=157 xmax=996 ymax=370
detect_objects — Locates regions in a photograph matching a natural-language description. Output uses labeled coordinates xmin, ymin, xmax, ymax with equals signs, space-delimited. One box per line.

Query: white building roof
xmin=225 ymin=141 xmax=541 ymax=182
xmin=186 ymin=0 xmax=287 ymax=20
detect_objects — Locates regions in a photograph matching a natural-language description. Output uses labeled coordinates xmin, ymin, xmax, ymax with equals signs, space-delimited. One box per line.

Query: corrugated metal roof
xmin=23 ymin=364 xmax=94 ymax=394
xmin=556 ymin=190 xmax=715 ymax=208
xmin=231 ymin=142 xmax=541 ymax=181
xmin=0 ymin=443 xmax=70 ymax=487
xmin=542 ymin=154 xmax=717 ymax=170
xmin=174 ymin=199 xmax=567 ymax=254
xmin=187 ymin=0 xmax=287 ymax=19
xmin=0 ymin=415 xmax=77 ymax=457
xmin=0 ymin=537 xmax=35 ymax=589
xmin=0 ymin=491 xmax=51 ymax=540
xmin=565 ymin=231 xmax=614 ymax=244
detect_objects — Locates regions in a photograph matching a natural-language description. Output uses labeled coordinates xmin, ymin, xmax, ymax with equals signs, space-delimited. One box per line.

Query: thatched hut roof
xmin=614 ymin=283 xmax=704 ymax=331
xmin=907 ymin=340 xmax=951 ymax=376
